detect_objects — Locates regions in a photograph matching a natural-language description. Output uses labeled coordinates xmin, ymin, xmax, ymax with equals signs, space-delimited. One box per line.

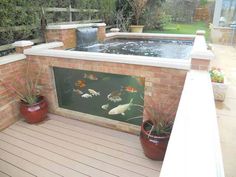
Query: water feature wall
xmin=45 ymin=23 xmax=106 ymax=49
xmin=76 ymin=27 xmax=98 ymax=48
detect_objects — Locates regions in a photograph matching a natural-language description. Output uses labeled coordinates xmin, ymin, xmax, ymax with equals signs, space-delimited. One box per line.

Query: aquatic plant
xmin=0 ymin=61 xmax=43 ymax=105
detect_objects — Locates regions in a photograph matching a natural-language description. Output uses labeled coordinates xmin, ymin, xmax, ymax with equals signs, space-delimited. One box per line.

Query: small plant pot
xmin=140 ymin=120 xmax=170 ymax=160
xmin=130 ymin=25 xmax=144 ymax=33
xmin=20 ymin=96 xmax=48 ymax=124
xmin=212 ymin=81 xmax=228 ymax=101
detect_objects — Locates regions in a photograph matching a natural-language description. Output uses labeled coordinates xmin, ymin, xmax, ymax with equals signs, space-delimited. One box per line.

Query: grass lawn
xmin=145 ymin=21 xmax=210 ymax=40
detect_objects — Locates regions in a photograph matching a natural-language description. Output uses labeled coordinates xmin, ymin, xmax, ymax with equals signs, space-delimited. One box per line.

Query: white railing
xmin=160 ymin=70 xmax=225 ymax=177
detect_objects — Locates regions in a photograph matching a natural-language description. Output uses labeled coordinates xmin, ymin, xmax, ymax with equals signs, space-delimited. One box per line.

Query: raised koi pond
xmin=20 ymin=23 xmax=213 ymax=133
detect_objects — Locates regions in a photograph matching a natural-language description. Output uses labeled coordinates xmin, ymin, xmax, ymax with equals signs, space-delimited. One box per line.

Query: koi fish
xmin=136 ymin=77 xmax=145 ymax=86
xmin=81 ymin=93 xmax=92 ymax=98
xmin=101 ymin=104 xmax=109 ymax=110
xmin=73 ymin=88 xmax=83 ymax=95
xmin=108 ymin=99 xmax=133 ymax=116
xmin=123 ymin=86 xmax=137 ymax=93
xmin=107 ymin=90 xmax=122 ymax=102
xmin=83 ymin=73 xmax=98 ymax=80
xmin=88 ymin=89 xmax=100 ymax=96
xmin=75 ymin=80 xmax=86 ymax=88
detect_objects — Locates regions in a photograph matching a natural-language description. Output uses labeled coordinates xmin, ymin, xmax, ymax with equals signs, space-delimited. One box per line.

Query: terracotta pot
xmin=130 ymin=25 xmax=144 ymax=33
xmin=140 ymin=120 xmax=169 ymax=160
xmin=20 ymin=96 xmax=48 ymax=124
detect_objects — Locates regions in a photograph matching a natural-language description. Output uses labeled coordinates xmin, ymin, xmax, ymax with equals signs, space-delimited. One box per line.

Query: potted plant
xmin=0 ymin=62 xmax=48 ymax=123
xmin=140 ymin=99 xmax=176 ymax=160
xmin=128 ymin=0 xmax=148 ymax=33
xmin=209 ymin=67 xmax=227 ymax=101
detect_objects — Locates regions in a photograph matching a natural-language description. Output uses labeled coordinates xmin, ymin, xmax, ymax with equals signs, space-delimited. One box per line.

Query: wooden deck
xmin=0 ymin=114 xmax=162 ymax=177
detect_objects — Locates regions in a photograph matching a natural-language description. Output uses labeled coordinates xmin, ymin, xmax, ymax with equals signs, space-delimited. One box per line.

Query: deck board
xmin=0 ymin=171 xmax=11 ymax=177
xmin=0 ymin=158 xmax=34 ymax=177
xmin=0 ymin=147 xmax=62 ymax=177
xmin=0 ymin=115 xmax=161 ymax=177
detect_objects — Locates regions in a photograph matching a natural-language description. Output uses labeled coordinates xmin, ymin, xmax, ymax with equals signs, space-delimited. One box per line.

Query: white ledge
xmin=31 ymin=42 xmax=64 ymax=49
xmin=24 ymin=47 xmax=190 ymax=70
xmin=160 ymin=70 xmax=225 ymax=177
xmin=46 ymin=23 xmax=106 ymax=30
xmin=106 ymin=32 xmax=196 ymax=39
xmin=191 ymin=35 xmax=214 ymax=60
xmin=12 ymin=40 xmax=34 ymax=47
xmin=0 ymin=54 xmax=26 ymax=65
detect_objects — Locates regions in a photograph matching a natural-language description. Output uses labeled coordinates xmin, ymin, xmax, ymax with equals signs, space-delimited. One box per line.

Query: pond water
xmin=53 ymin=67 xmax=144 ymax=126
xmin=74 ymin=38 xmax=193 ymax=59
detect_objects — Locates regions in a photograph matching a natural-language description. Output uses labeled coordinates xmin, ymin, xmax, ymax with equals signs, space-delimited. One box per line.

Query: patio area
xmin=211 ymin=44 xmax=236 ymax=177
xmin=0 ymin=114 xmax=162 ymax=177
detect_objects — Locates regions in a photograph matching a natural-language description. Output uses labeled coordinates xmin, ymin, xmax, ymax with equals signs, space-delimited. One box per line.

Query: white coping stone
xmin=0 ymin=54 xmax=26 ymax=65
xmin=31 ymin=42 xmax=64 ymax=49
xmin=110 ymin=28 xmax=120 ymax=32
xmin=196 ymin=30 xmax=206 ymax=35
xmin=191 ymin=35 xmax=215 ymax=60
xmin=24 ymin=47 xmax=191 ymax=70
xmin=160 ymin=70 xmax=225 ymax=177
xmin=46 ymin=23 xmax=106 ymax=30
xmin=106 ymin=32 xmax=196 ymax=39
xmin=12 ymin=40 xmax=34 ymax=47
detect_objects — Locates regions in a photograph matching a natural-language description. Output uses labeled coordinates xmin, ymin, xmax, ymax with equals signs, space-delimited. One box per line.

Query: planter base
xmin=140 ymin=120 xmax=169 ymax=161
xmin=130 ymin=25 xmax=144 ymax=33
xmin=212 ymin=82 xmax=227 ymax=101
xmin=20 ymin=96 xmax=48 ymax=124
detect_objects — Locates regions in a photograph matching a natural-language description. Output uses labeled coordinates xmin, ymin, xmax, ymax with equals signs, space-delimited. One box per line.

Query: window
xmin=219 ymin=0 xmax=236 ymax=27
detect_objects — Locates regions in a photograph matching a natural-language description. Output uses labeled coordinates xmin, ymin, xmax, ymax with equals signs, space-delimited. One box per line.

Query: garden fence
xmin=0 ymin=6 xmax=101 ymax=57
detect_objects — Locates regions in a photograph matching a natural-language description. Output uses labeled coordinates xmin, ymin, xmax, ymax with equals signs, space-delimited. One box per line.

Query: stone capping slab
xmin=24 ymin=47 xmax=191 ymax=70
xmin=0 ymin=54 xmax=26 ymax=65
xmin=12 ymin=40 xmax=34 ymax=47
xmin=106 ymin=32 xmax=196 ymax=40
xmin=191 ymin=35 xmax=215 ymax=60
xmin=160 ymin=70 xmax=225 ymax=177
xmin=46 ymin=23 xmax=106 ymax=30
xmin=31 ymin=42 xmax=64 ymax=49
xmin=196 ymin=30 xmax=206 ymax=35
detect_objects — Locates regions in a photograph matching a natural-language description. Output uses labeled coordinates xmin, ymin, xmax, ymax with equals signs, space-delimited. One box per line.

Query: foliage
xmin=0 ymin=62 xmax=43 ymax=105
xmin=145 ymin=21 xmax=210 ymax=41
xmin=164 ymin=0 xmax=197 ymax=23
xmin=134 ymin=0 xmax=167 ymax=30
xmin=115 ymin=1 xmax=132 ymax=31
xmin=209 ymin=68 xmax=224 ymax=83
xmin=0 ymin=0 xmax=42 ymax=45
xmin=98 ymin=0 xmax=117 ymax=24
xmin=127 ymin=0 xmax=148 ymax=25
xmin=200 ymin=0 xmax=208 ymax=7
xmin=145 ymin=99 xmax=177 ymax=136
xmin=143 ymin=9 xmax=171 ymax=30
xmin=0 ymin=0 xmax=117 ymax=46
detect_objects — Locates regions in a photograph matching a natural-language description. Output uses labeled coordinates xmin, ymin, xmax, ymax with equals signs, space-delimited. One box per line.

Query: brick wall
xmin=45 ymin=26 xmax=106 ymax=49
xmin=0 ymin=60 xmax=26 ymax=130
xmin=45 ymin=29 xmax=76 ymax=49
xmin=27 ymin=55 xmax=187 ymax=132
xmin=0 ymin=54 xmax=187 ymax=132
